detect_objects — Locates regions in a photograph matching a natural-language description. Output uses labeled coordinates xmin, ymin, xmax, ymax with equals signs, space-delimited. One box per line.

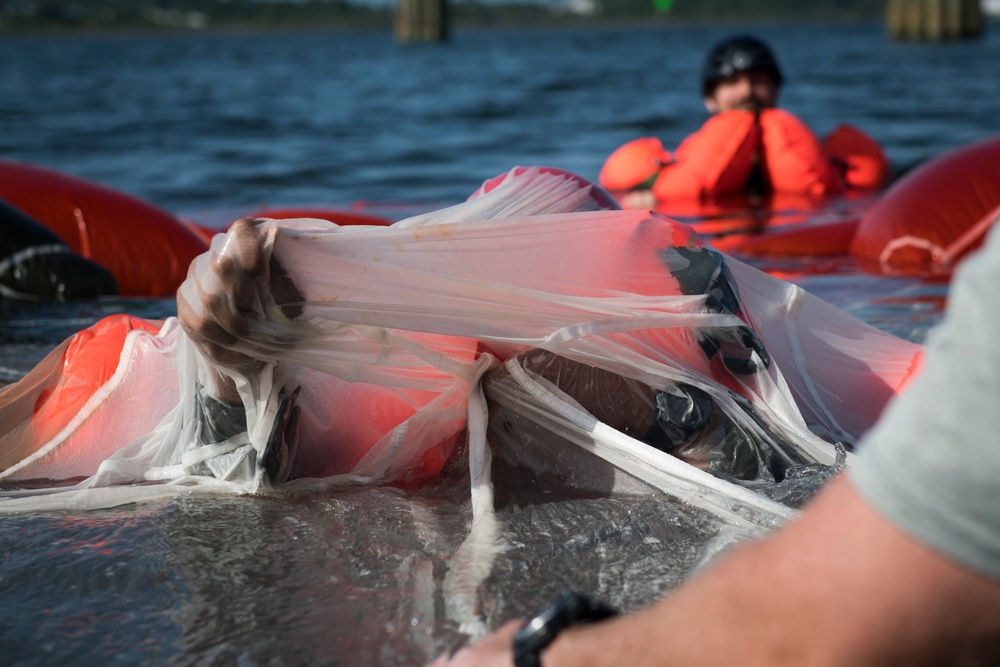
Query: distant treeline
xmin=0 ymin=0 xmax=887 ymax=32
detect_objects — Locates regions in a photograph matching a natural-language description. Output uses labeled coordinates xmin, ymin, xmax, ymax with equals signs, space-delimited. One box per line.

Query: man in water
xmin=602 ymin=35 xmax=885 ymax=208
xmin=700 ymin=34 xmax=782 ymax=115
xmin=430 ymin=221 xmax=1000 ymax=665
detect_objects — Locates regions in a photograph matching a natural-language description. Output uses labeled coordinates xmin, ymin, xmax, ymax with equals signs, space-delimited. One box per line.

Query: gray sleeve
xmin=849 ymin=224 xmax=1000 ymax=581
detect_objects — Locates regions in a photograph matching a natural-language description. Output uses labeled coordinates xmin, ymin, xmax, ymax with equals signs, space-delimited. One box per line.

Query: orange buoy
xmin=0 ymin=161 xmax=211 ymax=297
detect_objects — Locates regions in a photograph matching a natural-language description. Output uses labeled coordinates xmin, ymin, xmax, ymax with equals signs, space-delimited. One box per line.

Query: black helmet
xmin=701 ymin=35 xmax=783 ymax=97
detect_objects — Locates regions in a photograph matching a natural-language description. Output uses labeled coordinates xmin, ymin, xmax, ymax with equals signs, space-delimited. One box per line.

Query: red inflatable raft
xmin=0 ymin=161 xmax=394 ymax=298
xmin=731 ymin=135 xmax=1000 ymax=276
xmin=0 ymin=161 xmax=212 ymax=297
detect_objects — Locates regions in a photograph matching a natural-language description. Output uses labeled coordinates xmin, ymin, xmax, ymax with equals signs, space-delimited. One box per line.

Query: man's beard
xmin=732 ymin=97 xmax=766 ymax=112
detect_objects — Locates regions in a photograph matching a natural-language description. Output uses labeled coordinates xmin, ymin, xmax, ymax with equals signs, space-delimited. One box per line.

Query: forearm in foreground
xmin=544 ymin=477 xmax=1000 ymax=667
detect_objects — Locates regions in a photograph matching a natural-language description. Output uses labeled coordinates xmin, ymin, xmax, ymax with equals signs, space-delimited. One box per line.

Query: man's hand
xmin=177 ymin=217 xmax=303 ymax=403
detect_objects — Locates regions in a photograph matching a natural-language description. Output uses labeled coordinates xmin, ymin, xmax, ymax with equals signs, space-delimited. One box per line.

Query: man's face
xmin=704 ymin=70 xmax=779 ymax=114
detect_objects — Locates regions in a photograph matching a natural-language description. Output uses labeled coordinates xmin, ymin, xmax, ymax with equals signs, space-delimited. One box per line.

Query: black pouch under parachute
xmin=659 ymin=244 xmax=770 ymax=375
xmin=192 ymin=385 xmax=301 ymax=485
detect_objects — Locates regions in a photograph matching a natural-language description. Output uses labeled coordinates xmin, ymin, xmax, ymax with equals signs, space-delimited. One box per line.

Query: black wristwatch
xmin=512 ymin=592 xmax=619 ymax=667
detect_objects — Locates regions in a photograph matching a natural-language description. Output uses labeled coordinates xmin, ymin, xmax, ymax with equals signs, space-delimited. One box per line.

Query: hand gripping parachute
xmin=0 ymin=166 xmax=922 ymax=627
xmin=0 ymin=165 xmax=922 ymax=508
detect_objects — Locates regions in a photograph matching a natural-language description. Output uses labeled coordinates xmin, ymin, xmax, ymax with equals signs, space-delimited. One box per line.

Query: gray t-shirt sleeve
xmin=849 ymin=223 xmax=1000 ymax=581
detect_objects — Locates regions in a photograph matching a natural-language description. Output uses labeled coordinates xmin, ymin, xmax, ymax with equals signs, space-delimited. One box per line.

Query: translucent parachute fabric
xmin=0 ymin=165 xmax=923 ymax=634
xmin=0 ymin=165 xmax=922 ymax=510
xmin=0 ymin=316 xmax=178 ymax=485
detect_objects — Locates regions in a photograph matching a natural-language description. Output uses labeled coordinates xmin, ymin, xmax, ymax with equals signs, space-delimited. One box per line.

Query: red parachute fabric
xmin=850 ymin=135 xmax=1000 ymax=274
xmin=0 ymin=161 xmax=211 ymax=297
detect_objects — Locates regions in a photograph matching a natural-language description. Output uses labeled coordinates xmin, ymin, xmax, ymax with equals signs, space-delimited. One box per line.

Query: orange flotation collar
xmin=32 ymin=314 xmax=163 ymax=446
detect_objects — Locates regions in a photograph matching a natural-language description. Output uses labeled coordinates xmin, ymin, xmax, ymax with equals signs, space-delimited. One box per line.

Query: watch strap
xmin=512 ymin=592 xmax=618 ymax=667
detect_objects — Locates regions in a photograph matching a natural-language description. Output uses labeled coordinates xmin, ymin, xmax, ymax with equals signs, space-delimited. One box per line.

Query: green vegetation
xmin=0 ymin=0 xmax=886 ymax=33
xmin=0 ymin=0 xmax=389 ymax=31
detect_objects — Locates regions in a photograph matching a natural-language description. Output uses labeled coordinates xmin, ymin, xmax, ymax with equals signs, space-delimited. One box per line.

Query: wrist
xmin=512 ymin=592 xmax=617 ymax=667
xmin=539 ymin=624 xmax=597 ymax=667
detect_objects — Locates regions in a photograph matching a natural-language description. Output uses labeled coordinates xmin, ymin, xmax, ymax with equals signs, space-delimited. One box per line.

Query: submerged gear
xmin=701 ymin=35 xmax=784 ymax=97
xmin=660 ymin=244 xmax=770 ymax=375
xmin=191 ymin=385 xmax=300 ymax=485
xmin=0 ymin=200 xmax=117 ymax=301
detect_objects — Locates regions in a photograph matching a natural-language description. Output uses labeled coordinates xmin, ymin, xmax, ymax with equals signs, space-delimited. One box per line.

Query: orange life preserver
xmin=823 ymin=123 xmax=890 ymax=191
xmin=600 ymin=111 xmax=884 ymax=206
xmin=0 ymin=161 xmax=211 ymax=297
xmin=598 ymin=137 xmax=673 ymax=192
xmin=758 ymin=109 xmax=845 ymax=198
xmin=652 ymin=110 xmax=762 ymax=201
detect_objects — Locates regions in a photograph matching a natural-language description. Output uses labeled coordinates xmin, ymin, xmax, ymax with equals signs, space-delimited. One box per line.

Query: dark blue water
xmin=4 ymin=21 xmax=1000 ymax=212
xmin=0 ymin=20 xmax=996 ymax=665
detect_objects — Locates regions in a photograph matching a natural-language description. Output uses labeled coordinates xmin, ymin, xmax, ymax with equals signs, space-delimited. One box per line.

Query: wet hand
xmin=178 ymin=217 xmax=303 ymax=402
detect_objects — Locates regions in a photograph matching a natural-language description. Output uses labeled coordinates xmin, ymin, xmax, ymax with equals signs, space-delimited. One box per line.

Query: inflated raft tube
xmin=727 ymin=218 xmax=861 ymax=258
xmin=731 ymin=135 xmax=1000 ymax=275
xmin=850 ymin=135 xmax=1000 ymax=275
xmin=0 ymin=160 xmax=212 ymax=297
xmin=245 ymin=207 xmax=393 ymax=228
xmin=0 ymin=200 xmax=117 ymax=301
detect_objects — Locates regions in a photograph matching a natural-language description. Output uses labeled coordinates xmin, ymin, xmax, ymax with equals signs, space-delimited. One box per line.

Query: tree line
xmin=0 ymin=0 xmax=886 ymax=32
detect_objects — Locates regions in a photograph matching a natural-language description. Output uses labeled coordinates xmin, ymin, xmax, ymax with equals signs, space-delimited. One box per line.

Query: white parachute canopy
xmin=0 ymin=166 xmax=920 ymax=523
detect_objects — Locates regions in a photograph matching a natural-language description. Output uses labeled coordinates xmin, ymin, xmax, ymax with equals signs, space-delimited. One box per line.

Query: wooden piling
xmin=886 ymin=0 xmax=983 ymax=41
xmin=395 ymin=0 xmax=449 ymax=43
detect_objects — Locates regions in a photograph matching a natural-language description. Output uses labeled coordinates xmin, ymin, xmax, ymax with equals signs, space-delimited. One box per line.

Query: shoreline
xmin=0 ymin=13 xmax=905 ymax=38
